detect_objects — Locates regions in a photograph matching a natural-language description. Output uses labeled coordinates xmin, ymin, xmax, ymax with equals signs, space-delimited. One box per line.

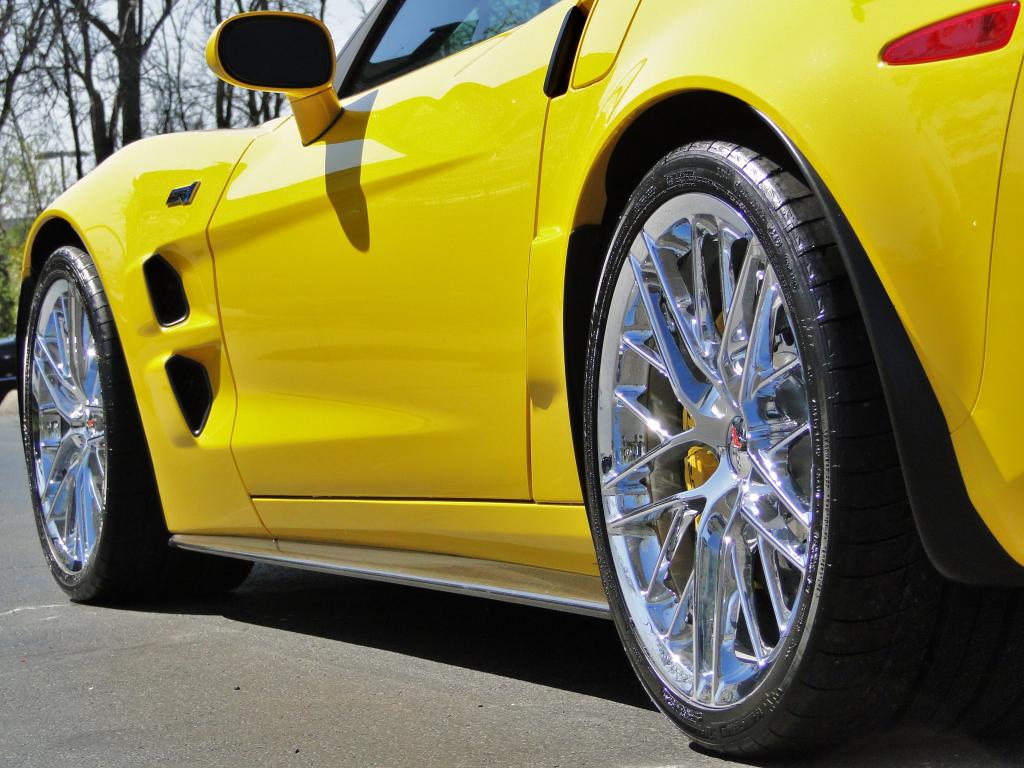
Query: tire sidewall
xmin=583 ymin=146 xmax=833 ymax=747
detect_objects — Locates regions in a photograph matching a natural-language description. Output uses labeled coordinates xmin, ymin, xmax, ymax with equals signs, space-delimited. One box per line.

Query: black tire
xmin=21 ymin=246 xmax=252 ymax=603
xmin=582 ymin=141 xmax=1024 ymax=755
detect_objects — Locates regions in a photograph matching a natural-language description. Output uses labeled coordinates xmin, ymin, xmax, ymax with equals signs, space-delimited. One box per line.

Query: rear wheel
xmin=21 ymin=246 xmax=252 ymax=602
xmin=583 ymin=141 xmax=1024 ymax=755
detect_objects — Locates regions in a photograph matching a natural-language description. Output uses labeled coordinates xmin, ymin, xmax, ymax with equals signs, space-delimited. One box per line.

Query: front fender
xmin=527 ymin=0 xmax=1024 ymax=580
xmin=566 ymin=0 xmax=1023 ymax=428
xmin=21 ymin=123 xmax=279 ymax=538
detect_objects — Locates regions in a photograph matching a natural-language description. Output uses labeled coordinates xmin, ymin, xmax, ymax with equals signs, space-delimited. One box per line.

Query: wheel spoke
xmin=645 ymin=509 xmax=696 ymax=596
xmin=72 ymin=470 xmax=86 ymax=564
xmin=75 ymin=453 xmax=100 ymax=562
xmin=739 ymin=266 xmax=779 ymax=404
xmin=689 ymin=218 xmax=719 ymax=360
xmin=763 ymin=422 xmax=810 ymax=458
xmin=83 ymin=336 xmax=99 ymax=404
xmin=717 ymin=241 xmax=765 ymax=405
xmin=66 ymin=290 xmax=84 ymax=392
xmin=71 ymin=292 xmax=99 ymax=405
xmin=740 ymin=496 xmax=807 ymax=572
xmin=731 ymin=538 xmax=767 ymax=664
xmin=56 ymin=296 xmax=86 ymax=407
xmin=758 ymin=534 xmax=791 ymax=631
xmin=718 ymin=226 xmax=745 ymax=324
xmin=33 ymin=340 xmax=79 ymax=419
xmin=629 ymin=248 xmax=712 ymax=413
xmin=611 ymin=460 xmax=735 ymax=524
xmin=52 ymin=297 xmax=73 ymax=380
xmin=753 ymin=355 xmax=800 ymax=396
xmin=615 ymin=385 xmax=675 ymax=441
xmin=691 ymin=488 xmax=739 ymax=704
xmin=691 ymin=522 xmax=708 ymax=700
xmin=40 ymin=439 xmax=80 ymax=518
xmin=662 ymin=570 xmax=694 ymax=641
xmin=602 ymin=428 xmax=699 ymax=490
xmin=708 ymin=535 xmax=728 ymax=704
xmin=643 ymin=231 xmax=711 ymax=377
xmin=749 ymin=450 xmax=811 ymax=529
xmin=621 ymin=331 xmax=669 ymax=379
xmin=608 ymin=488 xmax=702 ymax=533
xmin=49 ymin=460 xmax=76 ymax=543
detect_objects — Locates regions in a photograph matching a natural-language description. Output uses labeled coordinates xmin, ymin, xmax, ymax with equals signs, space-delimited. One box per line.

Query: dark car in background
xmin=0 ymin=336 xmax=16 ymax=397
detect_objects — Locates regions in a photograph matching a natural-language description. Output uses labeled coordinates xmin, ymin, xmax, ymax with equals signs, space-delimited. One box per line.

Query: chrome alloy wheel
xmin=29 ymin=278 xmax=107 ymax=574
xmin=597 ymin=193 xmax=815 ymax=709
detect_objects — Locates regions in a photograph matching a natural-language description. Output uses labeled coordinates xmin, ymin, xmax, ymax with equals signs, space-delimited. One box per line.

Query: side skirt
xmin=170 ymin=534 xmax=611 ymax=618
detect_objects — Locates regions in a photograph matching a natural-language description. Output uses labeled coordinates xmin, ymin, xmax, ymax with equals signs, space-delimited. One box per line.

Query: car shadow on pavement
xmin=691 ymin=730 xmax=1024 ymax=768
xmin=124 ymin=564 xmax=1024 ymax=768
xmin=136 ymin=564 xmax=657 ymax=710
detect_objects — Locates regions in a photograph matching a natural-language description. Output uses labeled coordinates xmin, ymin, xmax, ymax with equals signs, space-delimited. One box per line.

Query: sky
xmin=324 ymin=2 xmax=369 ymax=45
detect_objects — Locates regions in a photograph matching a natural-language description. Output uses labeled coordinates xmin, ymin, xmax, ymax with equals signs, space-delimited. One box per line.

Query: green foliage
xmin=0 ymin=224 xmax=25 ymax=338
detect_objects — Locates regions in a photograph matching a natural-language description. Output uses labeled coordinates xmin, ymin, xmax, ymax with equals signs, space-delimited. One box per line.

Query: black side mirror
xmin=208 ymin=12 xmax=335 ymax=91
xmin=207 ymin=12 xmax=342 ymax=143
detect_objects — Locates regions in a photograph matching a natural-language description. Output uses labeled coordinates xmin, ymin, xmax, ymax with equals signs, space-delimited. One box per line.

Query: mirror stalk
xmin=290 ymin=87 xmax=344 ymax=145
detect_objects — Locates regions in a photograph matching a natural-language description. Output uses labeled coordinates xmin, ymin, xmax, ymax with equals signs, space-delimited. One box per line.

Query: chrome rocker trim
xmin=170 ymin=534 xmax=611 ymax=618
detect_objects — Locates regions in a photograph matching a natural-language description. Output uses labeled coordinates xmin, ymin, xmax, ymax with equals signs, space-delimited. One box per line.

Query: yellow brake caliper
xmin=683 ymin=310 xmax=727 ymax=507
xmin=683 ymin=419 xmax=720 ymax=487
xmin=683 ymin=409 xmax=719 ymax=528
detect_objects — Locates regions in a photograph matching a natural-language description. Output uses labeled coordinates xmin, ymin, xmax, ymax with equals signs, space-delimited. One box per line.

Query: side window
xmin=345 ymin=0 xmax=558 ymax=95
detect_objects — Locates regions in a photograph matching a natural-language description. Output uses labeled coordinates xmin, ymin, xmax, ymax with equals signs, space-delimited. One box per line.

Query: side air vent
xmin=165 ymin=355 xmax=212 ymax=436
xmin=143 ymin=254 xmax=189 ymax=327
xmin=543 ymin=6 xmax=587 ymax=98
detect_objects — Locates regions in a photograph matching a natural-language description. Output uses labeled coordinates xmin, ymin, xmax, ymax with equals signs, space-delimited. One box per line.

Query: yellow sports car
xmin=15 ymin=0 xmax=1024 ymax=755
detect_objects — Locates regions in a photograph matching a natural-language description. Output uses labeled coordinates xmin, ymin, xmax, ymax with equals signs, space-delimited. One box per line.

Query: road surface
xmin=1 ymin=404 xmax=1021 ymax=767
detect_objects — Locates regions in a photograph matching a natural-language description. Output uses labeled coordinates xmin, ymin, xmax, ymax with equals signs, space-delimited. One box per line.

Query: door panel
xmin=207 ymin=3 xmax=568 ymax=500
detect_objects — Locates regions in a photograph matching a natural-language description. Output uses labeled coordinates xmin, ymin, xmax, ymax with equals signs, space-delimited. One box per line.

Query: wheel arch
xmin=16 ymin=215 xmax=90 ymax=414
xmin=25 ymin=216 xmax=87 ymax=276
xmin=562 ymin=89 xmax=1024 ymax=586
xmin=562 ymin=90 xmax=806 ymax=500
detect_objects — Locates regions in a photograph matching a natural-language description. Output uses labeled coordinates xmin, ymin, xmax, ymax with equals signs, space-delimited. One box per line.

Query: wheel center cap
xmin=72 ymin=407 xmax=101 ymax=438
xmin=728 ymin=417 xmax=747 ymax=451
xmin=727 ymin=417 xmax=751 ymax=475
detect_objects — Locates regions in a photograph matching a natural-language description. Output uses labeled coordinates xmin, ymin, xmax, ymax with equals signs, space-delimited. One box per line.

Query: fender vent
xmin=544 ymin=6 xmax=587 ymax=98
xmin=165 ymin=355 xmax=212 ymax=436
xmin=143 ymin=254 xmax=189 ymax=327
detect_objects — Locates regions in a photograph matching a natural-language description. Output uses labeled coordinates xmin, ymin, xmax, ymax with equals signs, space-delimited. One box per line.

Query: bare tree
xmin=148 ymin=0 xmax=207 ymax=134
xmin=347 ymin=0 xmax=375 ymax=17
xmin=70 ymin=0 xmax=179 ymax=149
xmin=0 ymin=0 xmax=50 ymax=132
xmin=42 ymin=2 xmax=88 ymax=178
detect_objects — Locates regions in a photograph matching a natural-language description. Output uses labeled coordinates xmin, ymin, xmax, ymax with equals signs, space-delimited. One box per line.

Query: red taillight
xmin=882 ymin=2 xmax=1020 ymax=65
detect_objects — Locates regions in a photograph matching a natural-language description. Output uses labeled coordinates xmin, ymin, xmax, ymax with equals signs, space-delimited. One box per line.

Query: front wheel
xmin=583 ymin=142 xmax=1024 ymax=755
xmin=21 ymin=246 xmax=252 ymax=602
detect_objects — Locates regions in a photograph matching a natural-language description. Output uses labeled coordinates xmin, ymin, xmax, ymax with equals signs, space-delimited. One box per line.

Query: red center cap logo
xmin=729 ymin=418 xmax=747 ymax=451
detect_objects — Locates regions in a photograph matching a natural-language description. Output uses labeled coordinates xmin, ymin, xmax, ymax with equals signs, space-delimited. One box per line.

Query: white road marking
xmin=0 ymin=604 xmax=67 ymax=617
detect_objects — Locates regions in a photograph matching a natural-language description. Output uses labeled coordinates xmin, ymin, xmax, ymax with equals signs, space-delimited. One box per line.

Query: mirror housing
xmin=207 ymin=12 xmax=342 ymax=144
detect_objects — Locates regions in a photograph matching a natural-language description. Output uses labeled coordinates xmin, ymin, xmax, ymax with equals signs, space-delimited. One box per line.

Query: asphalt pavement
xmin=2 ymin=402 xmax=1023 ymax=767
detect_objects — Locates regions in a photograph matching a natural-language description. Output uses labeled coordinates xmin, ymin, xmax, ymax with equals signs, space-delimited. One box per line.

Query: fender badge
xmin=166 ymin=181 xmax=200 ymax=207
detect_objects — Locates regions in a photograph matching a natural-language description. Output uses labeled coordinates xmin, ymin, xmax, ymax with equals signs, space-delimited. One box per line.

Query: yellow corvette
xmin=15 ymin=0 xmax=1024 ymax=755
